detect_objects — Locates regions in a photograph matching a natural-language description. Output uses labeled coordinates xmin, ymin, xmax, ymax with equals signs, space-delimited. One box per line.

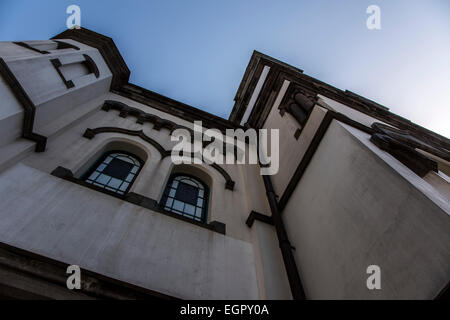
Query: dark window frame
xmin=160 ymin=173 xmax=210 ymax=223
xmin=82 ymin=150 xmax=144 ymax=195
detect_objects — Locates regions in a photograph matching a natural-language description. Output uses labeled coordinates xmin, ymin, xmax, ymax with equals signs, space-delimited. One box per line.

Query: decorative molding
xmin=231 ymin=51 xmax=450 ymax=159
xmin=51 ymin=29 xmax=450 ymax=157
xmin=51 ymin=166 xmax=226 ymax=235
xmin=232 ymin=61 xmax=266 ymax=125
xmin=83 ymin=127 xmax=168 ymax=157
xmin=371 ymin=122 xmax=450 ymax=163
xmin=82 ymin=126 xmax=236 ymax=190
xmin=13 ymin=40 xmax=80 ymax=54
xmin=101 ymin=100 xmax=243 ymax=155
xmin=113 ymin=84 xmax=242 ymax=134
xmin=102 ymin=100 xmax=183 ymax=133
xmin=209 ymin=162 xmax=235 ymax=191
xmin=279 ymin=90 xmax=316 ymax=136
xmin=13 ymin=41 xmax=50 ymax=54
xmin=83 ymin=54 xmax=100 ymax=78
xmin=51 ymin=54 xmax=100 ymax=89
xmin=53 ymin=40 xmax=80 ymax=51
xmin=52 ymin=28 xmax=130 ymax=90
xmin=0 ymin=58 xmax=47 ymax=152
xmin=51 ymin=28 xmax=245 ymax=135
xmin=230 ymin=50 xmax=304 ymax=124
xmin=50 ymin=58 xmax=75 ymax=89
xmin=370 ymin=123 xmax=439 ymax=178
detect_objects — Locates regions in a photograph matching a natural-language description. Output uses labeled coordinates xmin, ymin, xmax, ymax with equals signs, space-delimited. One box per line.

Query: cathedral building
xmin=0 ymin=28 xmax=448 ymax=300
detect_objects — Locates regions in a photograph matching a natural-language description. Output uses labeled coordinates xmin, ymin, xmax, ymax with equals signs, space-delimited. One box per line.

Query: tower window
xmin=161 ymin=174 xmax=209 ymax=222
xmin=83 ymin=151 xmax=143 ymax=195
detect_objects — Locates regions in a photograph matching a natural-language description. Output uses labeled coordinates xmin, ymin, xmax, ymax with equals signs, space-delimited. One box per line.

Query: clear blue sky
xmin=1 ymin=0 xmax=449 ymax=137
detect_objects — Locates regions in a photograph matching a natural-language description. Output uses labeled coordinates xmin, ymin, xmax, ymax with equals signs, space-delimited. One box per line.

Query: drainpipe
xmin=262 ymin=174 xmax=306 ymax=300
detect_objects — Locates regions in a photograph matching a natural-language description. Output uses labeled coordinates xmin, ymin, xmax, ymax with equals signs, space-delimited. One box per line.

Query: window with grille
xmin=83 ymin=151 xmax=143 ymax=195
xmin=161 ymin=174 xmax=209 ymax=222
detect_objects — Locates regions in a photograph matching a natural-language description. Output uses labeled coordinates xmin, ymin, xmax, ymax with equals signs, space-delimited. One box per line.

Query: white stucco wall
xmin=0 ymin=80 xmax=288 ymax=299
xmin=0 ymin=163 xmax=260 ymax=299
xmin=0 ymin=39 xmax=112 ymax=143
xmin=283 ymin=120 xmax=450 ymax=299
xmin=263 ymin=102 xmax=328 ymax=197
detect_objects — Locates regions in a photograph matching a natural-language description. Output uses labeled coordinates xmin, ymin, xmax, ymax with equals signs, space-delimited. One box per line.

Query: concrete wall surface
xmin=283 ymin=120 xmax=450 ymax=299
xmin=0 ymin=163 xmax=260 ymax=299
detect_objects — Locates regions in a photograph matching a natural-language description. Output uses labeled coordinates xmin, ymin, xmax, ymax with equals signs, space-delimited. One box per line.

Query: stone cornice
xmin=231 ymin=51 xmax=450 ymax=156
xmin=82 ymin=126 xmax=236 ymax=190
xmin=52 ymin=28 xmax=130 ymax=90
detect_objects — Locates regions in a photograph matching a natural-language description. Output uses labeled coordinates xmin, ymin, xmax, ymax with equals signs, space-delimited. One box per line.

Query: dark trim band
xmin=51 ymin=166 xmax=226 ymax=235
xmin=245 ymin=211 xmax=274 ymax=227
xmin=50 ymin=58 xmax=75 ymax=89
xmin=83 ymin=127 xmax=168 ymax=157
xmin=0 ymin=58 xmax=47 ymax=152
xmin=101 ymin=100 xmax=245 ymax=155
xmin=82 ymin=54 xmax=100 ymax=78
xmin=82 ymin=126 xmax=236 ymax=190
xmin=277 ymin=112 xmax=334 ymax=212
xmin=13 ymin=41 xmax=50 ymax=54
xmin=262 ymin=174 xmax=306 ymax=300
xmin=51 ymin=54 xmax=100 ymax=89
xmin=13 ymin=40 xmax=80 ymax=54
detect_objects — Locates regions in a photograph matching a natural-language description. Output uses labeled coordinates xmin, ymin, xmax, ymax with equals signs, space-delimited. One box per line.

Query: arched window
xmin=82 ymin=151 xmax=143 ymax=195
xmin=161 ymin=174 xmax=209 ymax=222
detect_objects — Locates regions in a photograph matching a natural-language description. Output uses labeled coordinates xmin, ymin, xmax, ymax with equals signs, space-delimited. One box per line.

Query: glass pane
xmin=173 ymin=200 xmax=184 ymax=212
xmin=117 ymin=155 xmax=134 ymax=164
xmin=184 ymin=204 xmax=195 ymax=215
xmin=103 ymin=158 xmax=133 ymax=180
xmin=165 ymin=198 xmax=173 ymax=207
xmin=108 ymin=178 xmax=122 ymax=189
xmin=88 ymin=171 xmax=99 ymax=180
xmin=83 ymin=152 xmax=143 ymax=195
xmin=175 ymin=182 xmax=198 ymax=205
xmin=162 ymin=174 xmax=207 ymax=222
xmin=104 ymin=156 xmax=113 ymax=164
xmin=96 ymin=174 xmax=110 ymax=184
xmin=180 ymin=178 xmax=199 ymax=187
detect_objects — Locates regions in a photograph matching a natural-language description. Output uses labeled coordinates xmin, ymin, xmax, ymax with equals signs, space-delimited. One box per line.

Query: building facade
xmin=0 ymin=28 xmax=448 ymax=300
